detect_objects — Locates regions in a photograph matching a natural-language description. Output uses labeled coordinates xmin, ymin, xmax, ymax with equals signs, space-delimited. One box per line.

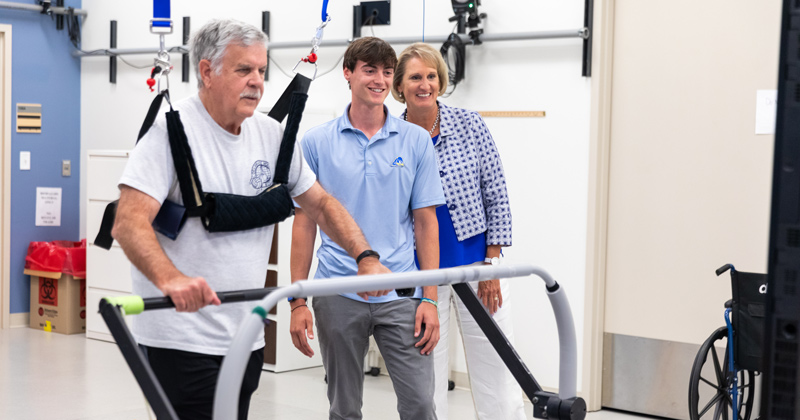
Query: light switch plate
xmin=20 ymin=151 xmax=30 ymax=170
xmin=62 ymin=160 xmax=71 ymax=177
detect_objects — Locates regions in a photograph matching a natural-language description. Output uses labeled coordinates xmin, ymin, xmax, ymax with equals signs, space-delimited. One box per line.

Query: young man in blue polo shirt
xmin=289 ymin=37 xmax=445 ymax=419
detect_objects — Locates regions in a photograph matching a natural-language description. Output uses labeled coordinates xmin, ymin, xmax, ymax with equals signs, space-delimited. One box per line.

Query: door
xmin=600 ymin=1 xmax=780 ymax=418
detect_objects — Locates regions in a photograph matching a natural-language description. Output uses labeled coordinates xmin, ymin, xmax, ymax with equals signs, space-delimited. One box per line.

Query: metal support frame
xmin=109 ymin=20 xmax=117 ymax=84
xmin=182 ymin=17 xmax=190 ymax=83
xmin=262 ymin=11 xmax=270 ymax=81
xmin=452 ymin=282 xmax=586 ymax=419
xmin=582 ymin=0 xmax=594 ymax=77
xmin=55 ymin=0 xmax=64 ymax=30
xmin=107 ymin=17 xmax=193 ymax=84
xmin=74 ymin=30 xmax=587 ymax=58
xmin=452 ymin=282 xmax=542 ymax=396
xmin=99 ymin=287 xmax=280 ymax=420
xmin=99 ymin=299 xmax=178 ymax=419
xmin=99 ymin=264 xmax=586 ymax=420
xmin=352 ymin=5 xmax=363 ymax=39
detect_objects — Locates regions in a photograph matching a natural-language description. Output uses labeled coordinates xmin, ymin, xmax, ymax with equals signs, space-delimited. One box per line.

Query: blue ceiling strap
xmin=321 ymin=0 xmax=329 ymax=22
xmin=152 ymin=0 xmax=171 ymax=28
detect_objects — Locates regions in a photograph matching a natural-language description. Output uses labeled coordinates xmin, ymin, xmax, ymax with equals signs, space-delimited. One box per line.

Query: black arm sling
xmin=94 ymin=74 xmax=312 ymax=250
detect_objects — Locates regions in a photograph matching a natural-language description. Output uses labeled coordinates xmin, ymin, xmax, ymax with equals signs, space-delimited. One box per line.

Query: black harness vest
xmin=94 ymin=74 xmax=311 ymax=249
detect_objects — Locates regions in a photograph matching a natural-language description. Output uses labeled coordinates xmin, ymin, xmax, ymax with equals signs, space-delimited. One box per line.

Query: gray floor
xmin=0 ymin=327 xmax=649 ymax=420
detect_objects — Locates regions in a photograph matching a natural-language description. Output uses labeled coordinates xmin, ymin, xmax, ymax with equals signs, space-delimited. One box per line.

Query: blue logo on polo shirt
xmin=391 ymin=157 xmax=405 ymax=167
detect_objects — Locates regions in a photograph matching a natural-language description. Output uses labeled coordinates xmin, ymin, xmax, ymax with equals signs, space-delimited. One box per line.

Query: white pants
xmin=434 ymin=280 xmax=527 ymax=420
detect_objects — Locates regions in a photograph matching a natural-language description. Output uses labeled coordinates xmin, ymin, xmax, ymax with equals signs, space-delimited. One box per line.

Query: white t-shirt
xmin=119 ymin=94 xmax=316 ymax=355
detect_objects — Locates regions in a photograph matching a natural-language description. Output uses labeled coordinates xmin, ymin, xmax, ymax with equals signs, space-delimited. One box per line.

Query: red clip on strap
xmin=302 ymin=53 xmax=318 ymax=64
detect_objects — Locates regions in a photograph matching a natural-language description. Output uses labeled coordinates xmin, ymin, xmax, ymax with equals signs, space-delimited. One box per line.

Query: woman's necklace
xmin=405 ymin=106 xmax=440 ymax=137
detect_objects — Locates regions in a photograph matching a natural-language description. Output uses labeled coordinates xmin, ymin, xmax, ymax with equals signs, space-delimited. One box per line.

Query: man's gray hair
xmin=190 ymin=19 xmax=269 ymax=89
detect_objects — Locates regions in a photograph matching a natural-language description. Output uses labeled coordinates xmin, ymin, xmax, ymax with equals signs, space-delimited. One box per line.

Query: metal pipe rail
xmin=71 ymin=29 xmax=587 ymax=58
xmin=0 ymin=0 xmax=87 ymax=16
xmin=213 ymin=263 xmax=586 ymax=420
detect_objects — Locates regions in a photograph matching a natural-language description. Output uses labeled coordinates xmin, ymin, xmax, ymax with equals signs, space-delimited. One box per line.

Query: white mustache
xmin=240 ymin=90 xmax=261 ymax=100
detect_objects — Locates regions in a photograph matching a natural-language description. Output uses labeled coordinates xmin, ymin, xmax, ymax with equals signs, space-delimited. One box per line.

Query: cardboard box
xmin=26 ymin=269 xmax=86 ymax=334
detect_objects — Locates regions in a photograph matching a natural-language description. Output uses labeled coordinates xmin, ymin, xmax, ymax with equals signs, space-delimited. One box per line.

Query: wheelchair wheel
xmin=688 ymin=326 xmax=755 ymax=420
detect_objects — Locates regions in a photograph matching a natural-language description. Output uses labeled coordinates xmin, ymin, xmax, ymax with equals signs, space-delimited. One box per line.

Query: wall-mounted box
xmin=16 ymin=103 xmax=42 ymax=133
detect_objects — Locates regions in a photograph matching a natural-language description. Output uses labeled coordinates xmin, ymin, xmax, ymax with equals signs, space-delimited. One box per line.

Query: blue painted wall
xmin=1 ymin=0 xmax=82 ymax=314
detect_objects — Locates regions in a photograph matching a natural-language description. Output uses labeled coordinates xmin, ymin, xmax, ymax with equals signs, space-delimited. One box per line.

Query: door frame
xmin=582 ymin=0 xmax=615 ymax=410
xmin=0 ymin=24 xmax=12 ymax=329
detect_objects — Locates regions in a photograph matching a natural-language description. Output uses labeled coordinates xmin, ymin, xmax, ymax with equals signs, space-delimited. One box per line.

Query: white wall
xmin=79 ymin=0 xmax=591 ymax=391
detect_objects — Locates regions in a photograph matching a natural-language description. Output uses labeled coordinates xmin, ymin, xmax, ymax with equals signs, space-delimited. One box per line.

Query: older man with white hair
xmin=112 ymin=19 xmax=390 ymax=420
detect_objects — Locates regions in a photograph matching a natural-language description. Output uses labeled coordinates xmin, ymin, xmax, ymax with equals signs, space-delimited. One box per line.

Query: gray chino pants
xmin=313 ymin=295 xmax=437 ymax=420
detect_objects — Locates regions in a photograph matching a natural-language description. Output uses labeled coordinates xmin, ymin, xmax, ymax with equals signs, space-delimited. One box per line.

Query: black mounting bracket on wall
xmin=110 ymin=20 xmax=117 ymax=84
xmin=263 ymin=11 xmax=270 ymax=81
xmin=182 ymin=17 xmax=190 ymax=83
xmin=582 ymin=0 xmax=594 ymax=77
xmin=108 ymin=18 xmax=193 ymax=85
xmin=55 ymin=0 xmax=64 ymax=30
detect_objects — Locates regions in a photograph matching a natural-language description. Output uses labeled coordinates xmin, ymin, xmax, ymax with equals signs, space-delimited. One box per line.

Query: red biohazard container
xmin=24 ymin=239 xmax=86 ymax=334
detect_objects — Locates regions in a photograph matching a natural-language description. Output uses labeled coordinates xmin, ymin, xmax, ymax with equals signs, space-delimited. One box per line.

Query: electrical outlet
xmin=62 ymin=160 xmax=71 ymax=177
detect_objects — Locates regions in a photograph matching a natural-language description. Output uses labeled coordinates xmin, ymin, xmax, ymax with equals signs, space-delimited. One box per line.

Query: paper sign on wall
xmin=756 ymin=90 xmax=777 ymax=135
xmin=35 ymin=187 xmax=62 ymax=227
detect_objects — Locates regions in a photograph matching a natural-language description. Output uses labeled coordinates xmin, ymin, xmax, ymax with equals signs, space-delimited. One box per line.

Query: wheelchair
xmin=688 ymin=264 xmax=766 ymax=420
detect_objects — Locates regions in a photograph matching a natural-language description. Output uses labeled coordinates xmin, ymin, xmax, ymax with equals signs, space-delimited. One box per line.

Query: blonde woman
xmin=393 ymin=43 xmax=524 ymax=420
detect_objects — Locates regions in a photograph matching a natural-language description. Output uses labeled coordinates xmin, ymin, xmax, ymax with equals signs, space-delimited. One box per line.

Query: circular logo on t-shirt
xmin=250 ymin=160 xmax=272 ymax=191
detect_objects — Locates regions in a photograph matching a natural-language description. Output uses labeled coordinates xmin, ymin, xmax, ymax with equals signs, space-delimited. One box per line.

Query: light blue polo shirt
xmin=301 ymin=104 xmax=446 ymax=303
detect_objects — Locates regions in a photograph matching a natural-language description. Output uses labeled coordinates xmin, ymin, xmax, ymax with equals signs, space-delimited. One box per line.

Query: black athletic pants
xmin=142 ymin=345 xmax=264 ymax=420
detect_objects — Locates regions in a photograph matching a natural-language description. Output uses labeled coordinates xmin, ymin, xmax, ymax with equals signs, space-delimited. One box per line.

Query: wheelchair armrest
xmin=724 ymin=299 xmax=733 ymax=309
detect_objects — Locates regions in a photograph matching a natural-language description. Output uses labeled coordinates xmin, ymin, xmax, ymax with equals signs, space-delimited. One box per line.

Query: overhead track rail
xmin=72 ymin=29 xmax=587 ymax=57
xmin=75 ymin=28 xmax=588 ymax=83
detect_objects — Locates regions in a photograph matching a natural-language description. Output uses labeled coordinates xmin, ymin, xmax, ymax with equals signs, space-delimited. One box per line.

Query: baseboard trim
xmin=451 ymin=370 xmax=471 ymax=390
xmin=10 ymin=312 xmax=29 ymax=328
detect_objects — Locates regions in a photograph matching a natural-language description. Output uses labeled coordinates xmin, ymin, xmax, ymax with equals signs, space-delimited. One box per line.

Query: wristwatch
xmin=287 ymin=296 xmax=307 ymax=303
xmin=484 ymin=257 xmax=500 ymax=266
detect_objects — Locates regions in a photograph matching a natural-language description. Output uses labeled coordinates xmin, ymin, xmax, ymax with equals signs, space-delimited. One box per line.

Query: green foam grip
xmin=252 ymin=306 xmax=268 ymax=319
xmin=104 ymin=296 xmax=145 ymax=315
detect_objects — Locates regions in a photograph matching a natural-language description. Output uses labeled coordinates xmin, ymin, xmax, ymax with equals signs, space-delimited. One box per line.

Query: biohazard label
xmin=39 ymin=278 xmax=57 ymax=306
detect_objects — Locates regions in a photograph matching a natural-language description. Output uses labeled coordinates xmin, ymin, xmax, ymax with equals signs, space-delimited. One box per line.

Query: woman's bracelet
xmin=291 ymin=304 xmax=308 ymax=313
xmin=421 ymin=297 xmax=438 ymax=307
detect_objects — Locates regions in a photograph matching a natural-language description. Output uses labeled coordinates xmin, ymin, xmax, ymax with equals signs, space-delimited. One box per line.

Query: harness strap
xmin=138 ymin=90 xmax=168 ymax=142
xmin=93 ymin=200 xmax=117 ymax=250
xmin=165 ymin=107 xmax=207 ymax=217
xmin=273 ymin=92 xmax=307 ymax=185
xmin=268 ymin=74 xmax=312 ymax=123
